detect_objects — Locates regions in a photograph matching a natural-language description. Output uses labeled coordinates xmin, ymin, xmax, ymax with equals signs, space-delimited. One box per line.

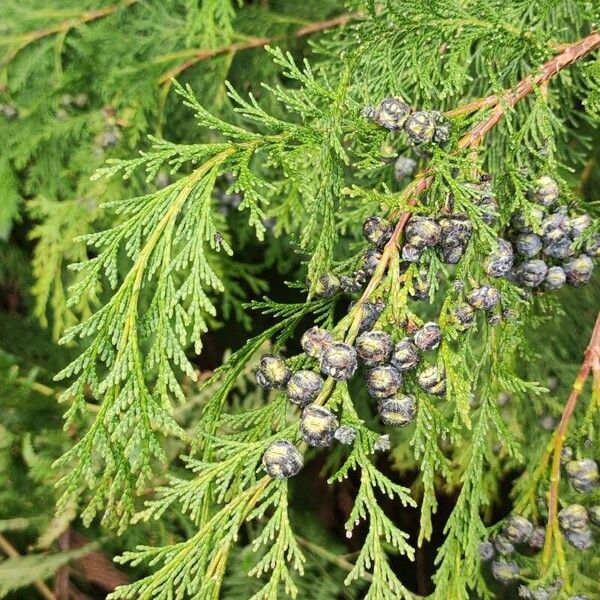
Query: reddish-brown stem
xmin=345 ymin=176 xmax=431 ymax=342
xmin=459 ymin=31 xmax=600 ymax=147
xmin=159 ymin=13 xmax=575 ymax=90
xmin=345 ymin=32 xmax=600 ymax=341
xmin=158 ymin=13 xmax=359 ymax=85
xmin=2 ymin=0 xmax=139 ymax=66
xmin=542 ymin=310 xmax=600 ymax=569
xmin=445 ymin=31 xmax=600 ymax=121
xmin=444 ymin=94 xmax=499 ymax=118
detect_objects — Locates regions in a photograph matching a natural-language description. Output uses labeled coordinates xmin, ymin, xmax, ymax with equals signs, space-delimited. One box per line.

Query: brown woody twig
xmin=457 ymin=31 xmax=600 ymax=146
xmin=541 ymin=309 xmax=600 ymax=574
xmin=346 ymin=31 xmax=600 ymax=340
xmin=446 ymin=32 xmax=600 ymax=121
xmin=2 ymin=0 xmax=139 ymax=66
xmin=158 ymin=13 xmax=359 ymax=85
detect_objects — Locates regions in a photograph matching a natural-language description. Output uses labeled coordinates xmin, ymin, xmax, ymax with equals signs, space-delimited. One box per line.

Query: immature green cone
xmin=363 ymin=216 xmax=393 ymax=248
xmin=355 ymin=330 xmax=393 ymax=366
xmin=418 ymin=365 xmax=446 ymax=396
xmin=365 ymin=365 xmax=403 ymax=399
xmin=262 ymin=440 xmax=303 ymax=479
xmin=409 ymin=269 xmax=432 ymax=301
xmin=531 ymin=175 xmax=559 ymax=206
xmin=491 ymin=559 xmax=520 ymax=584
xmin=413 ymin=322 xmax=442 ymax=351
xmin=404 ymin=111 xmax=436 ymax=144
xmin=255 ymin=354 xmax=291 ymax=389
xmin=286 ymin=370 xmax=324 ymax=407
xmin=378 ymin=394 xmax=417 ymax=427
xmin=301 ymin=326 xmax=334 ymax=358
xmin=300 ymin=404 xmax=339 ymax=447
xmin=320 ymin=342 xmax=358 ymax=380
xmin=502 ymin=515 xmax=534 ymax=544
xmin=390 ymin=337 xmax=420 ymax=371
xmin=565 ymin=458 xmax=599 ymax=493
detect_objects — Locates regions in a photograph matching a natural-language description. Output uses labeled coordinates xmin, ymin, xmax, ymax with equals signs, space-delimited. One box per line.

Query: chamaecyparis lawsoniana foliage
xmin=2 ymin=0 xmax=600 ymax=599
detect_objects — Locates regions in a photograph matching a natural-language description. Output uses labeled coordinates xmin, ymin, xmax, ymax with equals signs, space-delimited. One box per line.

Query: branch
xmin=458 ymin=31 xmax=600 ymax=147
xmin=578 ymin=156 xmax=596 ymax=196
xmin=0 ymin=534 xmax=56 ymax=600
xmin=158 ymin=13 xmax=359 ymax=85
xmin=541 ymin=310 xmax=600 ymax=575
xmin=445 ymin=31 xmax=600 ymax=121
xmin=295 ymin=536 xmax=374 ymax=583
xmin=2 ymin=0 xmax=139 ymax=66
xmin=346 ymin=31 xmax=600 ymax=341
xmin=303 ymin=37 xmax=600 ymax=593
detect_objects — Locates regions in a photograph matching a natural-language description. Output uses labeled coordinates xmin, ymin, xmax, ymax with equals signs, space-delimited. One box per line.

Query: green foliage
xmin=2 ymin=1 xmax=600 ymax=599
xmin=0 ymin=158 xmax=20 ymax=241
xmin=0 ymin=545 xmax=94 ymax=597
xmin=51 ymin=45 xmax=367 ymax=527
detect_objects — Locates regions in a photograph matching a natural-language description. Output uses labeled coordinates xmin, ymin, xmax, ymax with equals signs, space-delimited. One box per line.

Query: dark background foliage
xmin=1 ymin=1 xmax=600 ymax=598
